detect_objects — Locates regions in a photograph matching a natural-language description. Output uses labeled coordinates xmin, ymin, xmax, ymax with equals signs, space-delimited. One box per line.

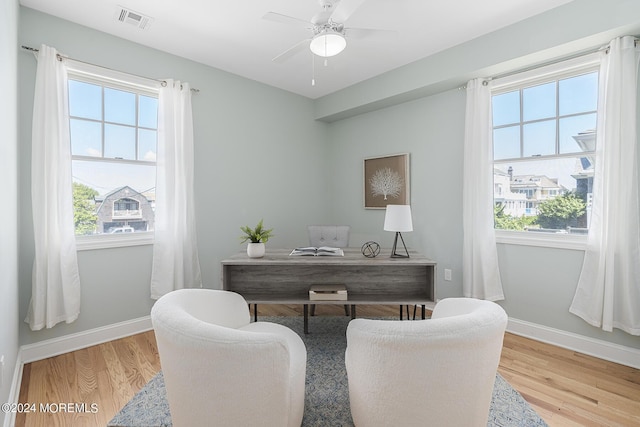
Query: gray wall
xmin=321 ymin=0 xmax=640 ymax=351
xmin=325 ymin=89 xmax=465 ymax=294
xmin=324 ymin=75 xmax=640 ymax=352
xmin=15 ymin=1 xmax=640 ymax=354
xmin=0 ymin=0 xmax=20 ymax=423
xmin=18 ymin=7 xmax=328 ymax=345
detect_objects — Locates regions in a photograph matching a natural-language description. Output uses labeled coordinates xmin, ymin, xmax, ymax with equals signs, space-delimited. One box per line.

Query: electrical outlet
xmin=444 ymin=269 xmax=452 ymax=281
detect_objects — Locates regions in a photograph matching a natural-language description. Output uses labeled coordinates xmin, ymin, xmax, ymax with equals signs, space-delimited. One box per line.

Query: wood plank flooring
xmin=14 ymin=305 xmax=640 ymax=426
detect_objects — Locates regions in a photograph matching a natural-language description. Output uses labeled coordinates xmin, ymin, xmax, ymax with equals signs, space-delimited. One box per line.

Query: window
xmin=114 ymin=198 xmax=139 ymax=213
xmin=67 ymin=62 xmax=159 ymax=249
xmin=491 ymin=54 xmax=599 ymax=246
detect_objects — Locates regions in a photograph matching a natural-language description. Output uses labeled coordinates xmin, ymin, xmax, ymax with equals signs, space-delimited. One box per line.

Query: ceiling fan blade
xmin=272 ymin=39 xmax=311 ymax=63
xmin=330 ymin=0 xmax=368 ymax=23
xmin=263 ymin=12 xmax=311 ymax=28
xmin=344 ymin=27 xmax=399 ymax=41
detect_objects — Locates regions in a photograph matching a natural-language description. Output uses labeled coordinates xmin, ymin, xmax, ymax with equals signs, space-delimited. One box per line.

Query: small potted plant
xmin=240 ymin=219 xmax=274 ymax=258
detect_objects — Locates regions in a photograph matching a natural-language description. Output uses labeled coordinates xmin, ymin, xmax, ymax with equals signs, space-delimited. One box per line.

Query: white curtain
xmin=569 ymin=36 xmax=640 ymax=335
xmin=462 ymin=78 xmax=505 ymax=301
xmin=27 ymin=45 xmax=81 ymax=330
xmin=150 ymin=80 xmax=202 ymax=299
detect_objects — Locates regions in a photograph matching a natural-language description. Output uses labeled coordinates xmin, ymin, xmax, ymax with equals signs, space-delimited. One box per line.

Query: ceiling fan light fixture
xmin=309 ymin=30 xmax=346 ymax=57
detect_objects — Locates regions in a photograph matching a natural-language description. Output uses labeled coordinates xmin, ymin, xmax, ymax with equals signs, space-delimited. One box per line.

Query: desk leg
xmin=254 ymin=304 xmax=258 ymax=322
xmin=400 ymin=305 xmax=412 ymax=320
xmin=303 ymin=304 xmax=309 ymax=335
xmin=351 ymin=305 xmax=356 ymax=319
xmin=400 ymin=305 xmax=422 ymax=320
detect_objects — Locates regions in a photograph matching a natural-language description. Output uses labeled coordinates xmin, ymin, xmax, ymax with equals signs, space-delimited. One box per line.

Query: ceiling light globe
xmin=310 ymin=31 xmax=346 ymax=57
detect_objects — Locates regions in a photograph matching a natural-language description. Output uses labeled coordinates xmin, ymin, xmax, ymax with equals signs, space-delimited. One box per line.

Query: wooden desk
xmin=221 ymin=248 xmax=437 ymax=333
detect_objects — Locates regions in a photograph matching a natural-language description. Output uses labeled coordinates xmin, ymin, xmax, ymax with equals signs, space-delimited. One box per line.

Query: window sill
xmin=495 ymin=230 xmax=587 ymax=251
xmin=76 ymin=232 xmax=154 ymax=251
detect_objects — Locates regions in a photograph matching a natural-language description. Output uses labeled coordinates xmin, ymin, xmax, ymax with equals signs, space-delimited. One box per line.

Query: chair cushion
xmin=308 ymin=225 xmax=350 ymax=247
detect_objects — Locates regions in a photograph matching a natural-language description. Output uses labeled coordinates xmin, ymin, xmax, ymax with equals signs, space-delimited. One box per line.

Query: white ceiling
xmin=20 ymin=0 xmax=574 ymax=99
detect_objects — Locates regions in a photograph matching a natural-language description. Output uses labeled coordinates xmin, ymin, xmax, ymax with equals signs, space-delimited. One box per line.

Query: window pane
xmin=139 ymin=96 xmax=158 ymax=128
xmin=105 ymin=88 xmax=136 ymax=125
xmin=523 ymin=120 xmax=555 ymax=157
xmin=69 ymin=80 xmax=101 ymax=120
xmin=494 ymin=157 xmax=593 ymax=231
xmin=139 ymin=129 xmax=157 ymax=161
xmin=105 ymin=124 xmax=136 ymax=160
xmin=492 ymin=61 xmax=599 ymax=235
xmin=559 ymin=113 xmax=596 ymax=154
xmin=523 ymin=82 xmax=556 ymax=121
xmin=559 ymin=72 xmax=598 ymax=115
xmin=72 ymin=160 xmax=156 ymax=235
xmin=70 ymin=119 xmax=102 ymax=157
xmin=493 ymin=126 xmax=520 ymax=160
xmin=492 ymin=91 xmax=520 ymax=126
xmin=69 ymin=72 xmax=158 ymax=240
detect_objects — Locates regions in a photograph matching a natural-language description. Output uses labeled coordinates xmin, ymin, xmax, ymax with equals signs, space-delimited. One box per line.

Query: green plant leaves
xmin=239 ymin=219 xmax=274 ymax=243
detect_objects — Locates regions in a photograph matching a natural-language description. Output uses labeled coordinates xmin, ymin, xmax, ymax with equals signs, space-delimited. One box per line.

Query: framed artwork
xmin=364 ymin=153 xmax=410 ymax=209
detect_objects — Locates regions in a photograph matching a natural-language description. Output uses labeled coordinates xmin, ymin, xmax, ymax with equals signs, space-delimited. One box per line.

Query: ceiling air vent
xmin=116 ymin=6 xmax=153 ymax=30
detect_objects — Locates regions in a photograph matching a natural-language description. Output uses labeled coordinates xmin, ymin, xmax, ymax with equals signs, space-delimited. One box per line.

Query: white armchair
xmin=151 ymin=289 xmax=307 ymax=427
xmin=345 ymin=297 xmax=508 ymax=427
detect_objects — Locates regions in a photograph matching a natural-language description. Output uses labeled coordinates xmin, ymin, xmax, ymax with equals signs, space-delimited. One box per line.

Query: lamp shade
xmin=384 ymin=205 xmax=413 ymax=232
xmin=309 ymin=30 xmax=346 ymax=57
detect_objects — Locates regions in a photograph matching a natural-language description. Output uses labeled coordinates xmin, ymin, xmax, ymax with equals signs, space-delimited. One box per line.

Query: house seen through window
xmin=68 ymin=71 xmax=158 ymax=237
xmin=492 ymin=57 xmax=599 ymax=235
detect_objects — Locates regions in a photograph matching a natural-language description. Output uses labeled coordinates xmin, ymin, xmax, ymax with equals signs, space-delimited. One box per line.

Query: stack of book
xmin=309 ymin=284 xmax=348 ymax=301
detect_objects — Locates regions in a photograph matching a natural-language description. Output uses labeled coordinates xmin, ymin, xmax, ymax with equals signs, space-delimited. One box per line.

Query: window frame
xmin=66 ymin=60 xmax=160 ymax=251
xmin=491 ymin=53 xmax=601 ymax=250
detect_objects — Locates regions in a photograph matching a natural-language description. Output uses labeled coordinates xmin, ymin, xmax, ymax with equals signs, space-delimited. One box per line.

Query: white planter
xmin=247 ymin=242 xmax=265 ymax=258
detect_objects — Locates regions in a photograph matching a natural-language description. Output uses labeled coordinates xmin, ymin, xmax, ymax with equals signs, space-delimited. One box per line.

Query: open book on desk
xmin=289 ymin=246 xmax=344 ymax=256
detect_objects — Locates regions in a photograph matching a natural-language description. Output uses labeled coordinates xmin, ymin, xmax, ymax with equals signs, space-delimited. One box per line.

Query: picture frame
xmin=364 ymin=153 xmax=410 ymax=209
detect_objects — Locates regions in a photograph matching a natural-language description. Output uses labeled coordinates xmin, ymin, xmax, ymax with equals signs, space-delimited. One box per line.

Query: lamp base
xmin=390 ymin=232 xmax=410 ymax=258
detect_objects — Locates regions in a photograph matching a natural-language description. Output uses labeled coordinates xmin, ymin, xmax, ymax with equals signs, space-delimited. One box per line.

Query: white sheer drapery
xmin=150 ymin=80 xmax=202 ymax=299
xmin=27 ymin=45 xmax=81 ymax=330
xmin=570 ymin=36 xmax=640 ymax=335
xmin=462 ymin=78 xmax=505 ymax=301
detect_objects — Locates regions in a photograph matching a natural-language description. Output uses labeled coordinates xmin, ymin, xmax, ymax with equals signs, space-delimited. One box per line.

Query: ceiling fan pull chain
xmin=312 ymin=54 xmax=316 ymax=86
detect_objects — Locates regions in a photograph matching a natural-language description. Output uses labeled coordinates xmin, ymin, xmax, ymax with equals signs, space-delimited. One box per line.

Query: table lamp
xmin=383 ymin=204 xmax=413 ymax=258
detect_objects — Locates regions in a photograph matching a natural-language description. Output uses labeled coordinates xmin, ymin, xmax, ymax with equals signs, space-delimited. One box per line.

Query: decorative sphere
xmin=361 ymin=241 xmax=381 ymax=258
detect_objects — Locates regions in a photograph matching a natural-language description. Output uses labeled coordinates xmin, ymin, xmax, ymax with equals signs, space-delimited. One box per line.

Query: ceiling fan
xmin=264 ymin=0 xmax=397 ymax=63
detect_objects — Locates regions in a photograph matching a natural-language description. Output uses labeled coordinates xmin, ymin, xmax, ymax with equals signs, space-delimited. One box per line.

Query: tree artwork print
xmin=364 ymin=153 xmax=409 ymax=209
xmin=370 ymin=167 xmax=403 ymax=200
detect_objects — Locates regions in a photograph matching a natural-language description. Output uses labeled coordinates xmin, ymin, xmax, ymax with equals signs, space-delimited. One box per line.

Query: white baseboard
xmin=507 ymin=317 xmax=640 ymax=369
xmin=14 ymin=314 xmax=640 ymax=369
xmin=3 ymin=352 xmax=23 ymax=427
xmin=20 ymin=316 xmax=152 ymax=364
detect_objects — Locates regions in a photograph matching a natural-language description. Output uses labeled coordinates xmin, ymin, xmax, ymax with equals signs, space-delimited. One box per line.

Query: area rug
xmin=108 ymin=316 xmax=547 ymax=427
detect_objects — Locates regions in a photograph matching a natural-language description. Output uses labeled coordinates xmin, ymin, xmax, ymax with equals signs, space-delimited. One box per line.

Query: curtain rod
xmin=21 ymin=45 xmax=200 ymax=93
xmin=461 ymin=36 xmax=639 ymax=89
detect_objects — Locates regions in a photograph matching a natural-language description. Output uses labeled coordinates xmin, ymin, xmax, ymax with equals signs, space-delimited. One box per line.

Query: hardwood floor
xmin=14 ymin=305 xmax=640 ymax=426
